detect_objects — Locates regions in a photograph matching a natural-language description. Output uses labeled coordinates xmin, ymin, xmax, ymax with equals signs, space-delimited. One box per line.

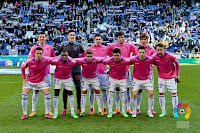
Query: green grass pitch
xmin=0 ymin=64 xmax=199 ymax=132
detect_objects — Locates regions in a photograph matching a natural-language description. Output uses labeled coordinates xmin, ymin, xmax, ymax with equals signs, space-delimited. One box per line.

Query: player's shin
xmin=108 ymin=91 xmax=114 ymax=113
xmin=69 ymin=94 xmax=75 ymax=114
xmin=137 ymin=92 xmax=142 ymax=110
xmin=53 ymin=96 xmax=59 ymax=114
xmin=121 ymin=91 xmax=127 ymax=112
xmin=172 ymin=93 xmax=178 ymax=111
xmin=81 ymin=93 xmax=87 ymax=112
xmin=89 ymin=88 xmax=95 ymax=109
xmin=127 ymin=89 xmax=131 ymax=110
xmin=148 ymin=91 xmax=154 ymax=113
xmin=22 ymin=93 xmax=28 ymax=115
xmin=44 ymin=92 xmax=51 ymax=114
xmin=63 ymin=89 xmax=68 ymax=109
xmin=95 ymin=91 xmax=102 ymax=112
xmin=115 ymin=89 xmax=121 ymax=109
xmin=32 ymin=91 xmax=39 ymax=112
xmin=159 ymin=94 xmax=166 ymax=113
xmin=102 ymin=90 xmax=107 ymax=109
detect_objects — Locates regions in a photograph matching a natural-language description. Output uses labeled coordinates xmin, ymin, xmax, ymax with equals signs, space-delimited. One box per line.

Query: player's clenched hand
xmin=91 ymin=44 xmax=95 ymax=48
xmin=23 ymin=79 xmax=27 ymax=86
xmin=176 ymin=76 xmax=180 ymax=82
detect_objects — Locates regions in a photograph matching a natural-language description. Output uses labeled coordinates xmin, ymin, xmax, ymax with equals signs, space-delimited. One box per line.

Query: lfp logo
xmin=5 ymin=61 xmax=13 ymax=66
xmin=174 ymin=103 xmax=191 ymax=120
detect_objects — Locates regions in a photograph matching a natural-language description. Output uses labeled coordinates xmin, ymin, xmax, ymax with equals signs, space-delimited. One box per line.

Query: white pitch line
xmin=0 ymin=82 xmax=21 ymax=83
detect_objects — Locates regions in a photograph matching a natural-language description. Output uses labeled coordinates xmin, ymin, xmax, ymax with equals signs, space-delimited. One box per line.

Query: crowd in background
xmin=0 ymin=0 xmax=199 ymax=56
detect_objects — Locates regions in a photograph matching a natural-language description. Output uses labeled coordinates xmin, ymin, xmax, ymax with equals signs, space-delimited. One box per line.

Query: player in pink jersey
xmin=83 ymin=34 xmax=109 ymax=115
xmin=135 ymin=33 xmax=156 ymax=115
xmin=152 ymin=43 xmax=180 ymax=118
xmin=103 ymin=48 xmax=131 ymax=118
xmin=50 ymin=50 xmax=78 ymax=119
xmin=76 ymin=49 xmax=104 ymax=117
xmin=28 ymin=32 xmax=55 ymax=117
xmin=130 ymin=46 xmax=154 ymax=118
xmin=107 ymin=32 xmax=137 ymax=115
xmin=21 ymin=47 xmax=53 ymax=119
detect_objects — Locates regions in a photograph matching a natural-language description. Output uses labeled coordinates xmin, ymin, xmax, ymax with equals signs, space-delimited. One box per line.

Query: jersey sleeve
xmin=80 ymin=45 xmax=85 ymax=54
xmin=58 ymin=45 xmax=64 ymax=55
xmin=51 ymin=58 xmax=59 ymax=65
xmin=102 ymin=57 xmax=110 ymax=65
xmin=45 ymin=57 xmax=54 ymax=65
xmin=130 ymin=44 xmax=137 ymax=56
xmin=171 ymin=54 xmax=180 ymax=76
xmin=21 ymin=60 xmax=29 ymax=79
xmin=70 ymin=58 xmax=77 ymax=67
xmin=107 ymin=45 xmax=113 ymax=57
xmin=28 ymin=46 xmax=36 ymax=59
xmin=50 ymin=46 xmax=56 ymax=57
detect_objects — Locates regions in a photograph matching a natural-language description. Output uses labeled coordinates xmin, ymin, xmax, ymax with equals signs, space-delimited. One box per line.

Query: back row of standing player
xmin=20 ymin=30 xmax=179 ymax=119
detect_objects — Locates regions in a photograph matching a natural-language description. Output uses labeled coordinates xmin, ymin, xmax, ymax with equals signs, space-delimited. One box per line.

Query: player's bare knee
xmin=41 ymin=89 xmax=50 ymax=94
xmin=95 ymin=89 xmax=100 ymax=94
xmin=68 ymin=91 xmax=73 ymax=96
xmin=82 ymin=90 xmax=87 ymax=94
xmin=54 ymin=89 xmax=60 ymax=96
xmin=34 ymin=90 xmax=39 ymax=93
xmin=149 ymin=93 xmax=154 ymax=98
xmin=138 ymin=89 xmax=142 ymax=93
xmin=127 ymin=88 xmax=129 ymax=91
xmin=116 ymin=87 xmax=120 ymax=91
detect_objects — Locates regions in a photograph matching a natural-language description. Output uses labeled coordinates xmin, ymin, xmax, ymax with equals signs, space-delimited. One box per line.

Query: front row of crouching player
xmin=21 ymin=43 xmax=180 ymax=119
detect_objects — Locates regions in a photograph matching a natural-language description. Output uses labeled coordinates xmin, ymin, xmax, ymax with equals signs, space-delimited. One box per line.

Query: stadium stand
xmin=0 ymin=0 xmax=199 ymax=56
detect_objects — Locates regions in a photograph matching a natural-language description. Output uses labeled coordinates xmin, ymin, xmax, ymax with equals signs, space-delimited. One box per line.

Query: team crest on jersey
xmin=166 ymin=59 xmax=169 ymax=62
xmin=121 ymin=64 xmax=124 ymax=67
xmin=102 ymin=49 xmax=105 ymax=52
xmin=69 ymin=65 xmax=71 ymax=68
xmin=74 ymin=46 xmax=77 ymax=51
xmin=94 ymin=63 xmax=96 ymax=65
xmin=126 ymin=46 xmax=128 ymax=49
xmin=146 ymin=62 xmax=148 ymax=65
xmin=47 ymin=48 xmax=50 ymax=51
xmin=43 ymin=63 xmax=46 ymax=66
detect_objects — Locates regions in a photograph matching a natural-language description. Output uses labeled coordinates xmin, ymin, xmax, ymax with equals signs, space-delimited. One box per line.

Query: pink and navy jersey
xmin=51 ymin=57 xmax=76 ymax=79
xmin=152 ymin=52 xmax=180 ymax=79
xmin=86 ymin=45 xmax=108 ymax=74
xmin=28 ymin=44 xmax=56 ymax=74
xmin=76 ymin=57 xmax=105 ymax=78
xmin=103 ymin=57 xmax=131 ymax=80
xmin=107 ymin=43 xmax=137 ymax=72
xmin=21 ymin=57 xmax=53 ymax=83
xmin=135 ymin=45 xmax=156 ymax=75
xmin=130 ymin=56 xmax=154 ymax=80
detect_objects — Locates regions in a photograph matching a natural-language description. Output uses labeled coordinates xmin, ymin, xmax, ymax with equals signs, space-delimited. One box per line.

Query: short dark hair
xmin=155 ymin=43 xmax=165 ymax=48
xmin=112 ymin=48 xmax=121 ymax=54
xmin=68 ymin=29 xmax=76 ymax=35
xmin=115 ymin=31 xmax=124 ymax=37
xmin=94 ymin=34 xmax=102 ymax=39
xmin=138 ymin=46 xmax=146 ymax=51
xmin=35 ymin=47 xmax=43 ymax=52
xmin=86 ymin=49 xmax=93 ymax=55
xmin=61 ymin=50 xmax=68 ymax=54
xmin=140 ymin=33 xmax=148 ymax=40
xmin=39 ymin=32 xmax=46 ymax=35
